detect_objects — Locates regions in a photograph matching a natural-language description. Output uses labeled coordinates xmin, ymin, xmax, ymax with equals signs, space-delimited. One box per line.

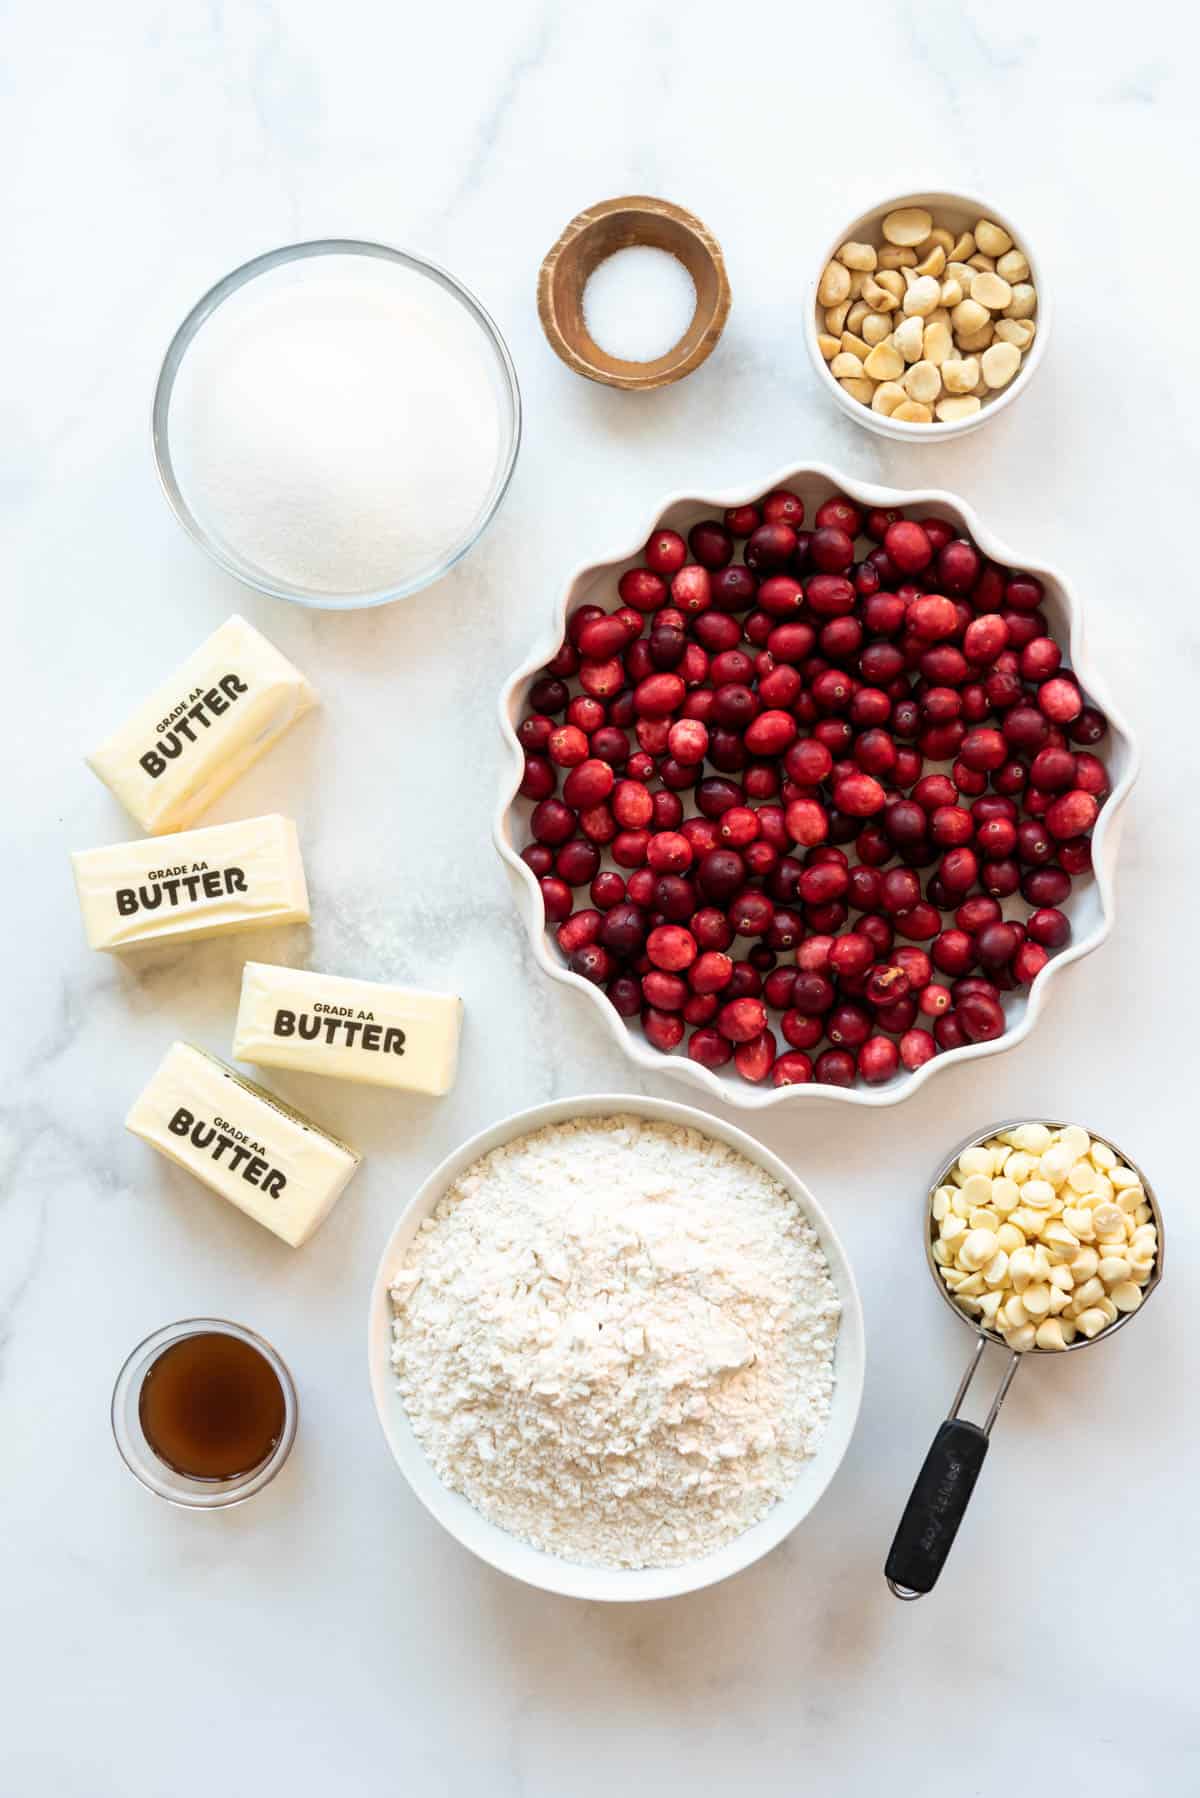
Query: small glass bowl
xmin=111 ymin=1318 xmax=298 ymax=1508
xmin=152 ymin=239 xmax=522 ymax=610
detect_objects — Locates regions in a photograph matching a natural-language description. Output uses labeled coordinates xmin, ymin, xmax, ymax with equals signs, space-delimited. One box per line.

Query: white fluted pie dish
xmin=494 ymin=463 xmax=1137 ymax=1110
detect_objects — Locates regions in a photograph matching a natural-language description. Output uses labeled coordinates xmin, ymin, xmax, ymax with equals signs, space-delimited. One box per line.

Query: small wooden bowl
xmin=538 ymin=196 xmax=731 ymax=391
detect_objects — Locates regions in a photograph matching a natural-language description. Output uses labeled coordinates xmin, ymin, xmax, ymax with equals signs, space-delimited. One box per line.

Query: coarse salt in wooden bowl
xmin=537 ymin=195 xmax=731 ymax=392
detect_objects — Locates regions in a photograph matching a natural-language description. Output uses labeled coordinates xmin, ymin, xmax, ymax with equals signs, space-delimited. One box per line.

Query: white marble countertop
xmin=6 ymin=4 xmax=1199 ymax=1792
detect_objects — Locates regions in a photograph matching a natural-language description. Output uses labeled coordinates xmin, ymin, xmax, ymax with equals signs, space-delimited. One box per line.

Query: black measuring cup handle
xmin=885 ymin=1418 xmax=990 ymax=1597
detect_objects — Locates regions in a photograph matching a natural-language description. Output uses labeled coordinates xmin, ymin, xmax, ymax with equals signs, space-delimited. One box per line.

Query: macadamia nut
xmin=816 ymin=204 xmax=1036 ymax=425
xmin=930 ymin=1124 xmax=1157 ymax=1352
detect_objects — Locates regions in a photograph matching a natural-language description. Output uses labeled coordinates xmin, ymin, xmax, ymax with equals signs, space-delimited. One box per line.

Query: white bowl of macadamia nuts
xmin=805 ymin=191 xmax=1049 ymax=440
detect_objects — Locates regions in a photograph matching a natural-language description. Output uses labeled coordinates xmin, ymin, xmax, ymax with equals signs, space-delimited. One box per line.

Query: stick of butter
xmin=71 ymin=814 xmax=310 ymax=952
xmin=126 ymin=1042 xmax=361 ymax=1247
xmin=86 ymin=615 xmax=318 ymax=835
xmin=233 ymin=963 xmax=462 ymax=1094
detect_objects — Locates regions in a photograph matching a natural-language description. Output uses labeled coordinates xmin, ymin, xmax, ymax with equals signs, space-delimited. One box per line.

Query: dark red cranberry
xmin=745 ymin=523 xmax=798 ymax=572
xmin=815 ymin=1049 xmax=856 ymax=1087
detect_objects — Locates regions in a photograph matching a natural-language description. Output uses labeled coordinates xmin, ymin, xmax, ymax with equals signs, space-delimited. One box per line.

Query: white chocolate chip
xmin=1110 ymin=1282 xmax=1143 ymax=1313
xmin=1035 ymin=1318 xmax=1068 ymax=1351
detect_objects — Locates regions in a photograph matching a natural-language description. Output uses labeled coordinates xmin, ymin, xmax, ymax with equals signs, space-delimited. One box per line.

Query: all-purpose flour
xmin=389 ymin=1114 xmax=840 ymax=1569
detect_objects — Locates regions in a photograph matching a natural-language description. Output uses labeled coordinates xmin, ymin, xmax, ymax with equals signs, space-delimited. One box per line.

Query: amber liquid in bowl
xmin=138 ymin=1331 xmax=286 ymax=1480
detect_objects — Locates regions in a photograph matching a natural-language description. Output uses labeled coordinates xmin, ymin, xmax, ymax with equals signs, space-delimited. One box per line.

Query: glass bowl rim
xmin=151 ymin=237 xmax=522 ymax=611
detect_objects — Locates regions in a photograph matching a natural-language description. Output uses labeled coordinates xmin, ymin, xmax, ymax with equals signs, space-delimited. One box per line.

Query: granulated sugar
xmin=167 ymin=252 xmax=507 ymax=601
xmin=389 ymin=1114 xmax=839 ymax=1569
xmin=582 ymin=245 xmax=697 ymax=363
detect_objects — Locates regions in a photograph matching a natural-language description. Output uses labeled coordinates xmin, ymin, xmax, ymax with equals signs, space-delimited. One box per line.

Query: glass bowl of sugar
xmin=153 ymin=241 xmax=521 ymax=610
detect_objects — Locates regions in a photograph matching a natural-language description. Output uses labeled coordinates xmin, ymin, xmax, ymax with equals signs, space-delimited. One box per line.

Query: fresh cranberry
xmin=687 ymin=520 xmax=733 ymax=570
xmin=1045 ymin=789 xmax=1099 ymax=839
xmin=773 ymin=1052 xmax=814 ymax=1085
xmin=728 ymin=891 xmax=775 ymax=937
xmin=724 ymin=504 xmax=761 ymax=537
xmin=1038 ymin=677 xmax=1084 ymax=724
xmin=895 ymin=903 xmax=940 ymax=940
xmin=692 ymin=907 xmax=734 ymax=952
xmin=643 ymin=529 xmax=687 ymax=574
xmin=646 ymin=925 xmax=698 ymax=972
xmin=937 ymin=540 xmax=981 ymax=595
xmin=642 ymin=1007 xmax=685 ymax=1052
xmin=884 ymin=519 xmax=934 ymax=574
xmin=858 ymin=1036 xmax=900 ymax=1084
xmin=687 ymin=1027 xmax=732 ymax=1068
xmin=815 ymin=1049 xmax=857 ymax=1087
xmin=1005 ymin=573 xmax=1044 ymax=613
xmin=745 ymin=523 xmax=798 ymax=572
xmin=1069 ymin=706 xmax=1108 ymax=745
xmin=835 ymin=772 xmax=887 ymax=817
xmin=806 ymin=574 xmax=857 ymax=617
xmin=811 ymin=526 xmax=855 ymax=574
xmin=1022 ymin=865 xmax=1072 ymax=907
xmin=959 ymin=991 xmax=1006 ymax=1042
xmin=1013 ymin=942 xmax=1050 ymax=983
xmin=718 ymin=996 xmax=768 ymax=1043
xmin=1059 ymin=837 xmax=1093 ymax=875
xmin=762 ymin=489 xmax=806 ymax=528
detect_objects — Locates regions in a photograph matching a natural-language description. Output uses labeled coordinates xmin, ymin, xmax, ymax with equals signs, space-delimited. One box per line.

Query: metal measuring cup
xmin=885 ymin=1118 xmax=1164 ymax=1600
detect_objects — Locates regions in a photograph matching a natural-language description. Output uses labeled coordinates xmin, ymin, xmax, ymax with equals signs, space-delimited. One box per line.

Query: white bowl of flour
xmin=367 ymin=1094 xmax=864 ymax=1600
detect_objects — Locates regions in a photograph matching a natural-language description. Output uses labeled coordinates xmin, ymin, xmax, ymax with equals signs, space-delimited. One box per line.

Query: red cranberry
xmin=687 ymin=1027 xmax=732 ymax=1068
xmin=665 ymin=718 xmax=707 ymax=766
xmin=884 ymin=519 xmax=934 ymax=574
xmin=895 ymin=903 xmax=940 ymax=940
xmin=785 ymin=798 xmax=830 ymax=846
xmin=934 ymin=1011 xmax=968 ymax=1051
xmin=530 ymin=798 xmax=576 ymax=845
xmin=1013 ymin=942 xmax=1050 ymax=983
xmin=648 ymin=626 xmax=685 ymax=670
xmin=981 ymin=858 xmax=1020 ymax=897
xmin=555 ymin=839 xmax=599 ymax=886
xmin=1038 ymin=677 xmax=1084 ymax=724
xmin=728 ymin=891 xmax=774 ymax=937
xmin=959 ymin=727 xmax=1007 ymax=771
xmin=670 ymin=564 xmax=712 ymax=614
xmin=1073 ymin=752 xmax=1109 ymax=798
xmin=1005 ymin=573 xmax=1044 ymax=613
xmin=811 ymin=526 xmax=855 ymax=574
xmin=952 ymin=759 xmax=987 ymax=796
xmin=745 ymin=523 xmax=798 ymax=572
xmin=858 ymin=1036 xmax=900 ymax=1085
xmin=1059 ymin=837 xmax=1093 ymax=875
xmin=1022 ymin=866 xmax=1071 ymax=906
xmin=932 ymin=930 xmax=976 ymax=976
xmin=959 ymin=991 xmax=1006 ymax=1042
xmin=693 ymin=907 xmax=734 ymax=952
xmin=806 ymin=574 xmax=857 ymax=617
xmin=1069 ymin=706 xmax=1108 ymax=745
xmin=976 ymin=816 xmax=1017 ymax=858
xmin=1003 ymin=705 xmax=1049 ymax=752
xmin=930 ymin=804 xmax=973 ymax=848
xmin=612 ymin=780 xmax=654 ymax=829
xmin=645 ymin=831 xmax=693 ymax=876
xmin=697 ymin=849 xmax=746 ymax=904
xmin=599 ymin=903 xmax=647 ymax=957
xmin=744 ymin=709 xmax=798 ymax=756
xmin=863 ymin=963 xmax=911 ymax=1009
xmin=569 ymin=943 xmax=613 ymax=984
xmin=908 ymin=594 xmax=959 ymax=641
xmin=607 ymin=974 xmax=642 ymax=1017
xmin=937 ymin=540 xmax=981 ymax=595
xmin=724 ymin=504 xmax=761 ymax=537
xmin=521 ymin=754 xmax=556 ymax=801
xmin=644 ymin=529 xmax=687 ymax=575
xmin=617 ymin=568 xmax=666 ymax=612
xmin=976 ymin=921 xmax=1021 ymax=969
xmin=1027 ymin=907 xmax=1070 ymax=949
xmin=940 ymin=847 xmax=979 ymax=895
xmin=612 ymin=829 xmax=649 ymax=868
xmin=642 ymin=1007 xmax=685 ymax=1052
xmin=898 ymin=1029 xmax=936 ymax=1071
xmin=556 ymin=910 xmax=601 ymax=955
xmin=688 ymin=520 xmax=733 ymax=569
xmin=815 ymin=1049 xmax=856 ymax=1087
xmin=1017 ymin=818 xmax=1054 ymax=864
xmin=646 ymin=925 xmax=698 ymax=972
xmin=734 ymin=1031 xmax=777 ymax=1083
xmin=853 ymin=729 xmax=897 ymax=776
xmin=824 ymin=933 xmax=870 ymax=979
xmin=1045 ymin=789 xmax=1099 ymax=840
xmin=761 ymin=488 xmax=805 ymax=528
xmin=835 ymin=772 xmax=886 ymax=817
xmin=718 ymin=996 xmax=768 ymax=1043
xmin=1030 ymin=746 xmax=1076 ymax=791
xmin=865 ymin=507 xmax=902 ymax=542
xmin=1019 ymin=636 xmax=1060 ymax=682
xmin=563 ymin=759 xmax=615 ymax=809
xmin=642 ymin=969 xmax=688 ymax=1010
xmin=779 ymin=1012 xmax=821 ymax=1053
xmin=589 ymin=871 xmax=626 ymax=911
xmin=539 ymin=874 xmax=574 ymax=923
xmin=773 ymin=1052 xmax=814 ymax=1086
xmin=696 ymin=776 xmax=745 ymax=818
xmin=919 ymin=983 xmax=952 ymax=1018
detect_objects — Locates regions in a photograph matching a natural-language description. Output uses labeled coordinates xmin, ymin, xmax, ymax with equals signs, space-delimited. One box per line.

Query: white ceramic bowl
xmin=494 ymin=463 xmax=1138 ymax=1111
xmin=367 ymin=1092 xmax=865 ymax=1601
xmin=804 ymin=190 xmax=1050 ymax=442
